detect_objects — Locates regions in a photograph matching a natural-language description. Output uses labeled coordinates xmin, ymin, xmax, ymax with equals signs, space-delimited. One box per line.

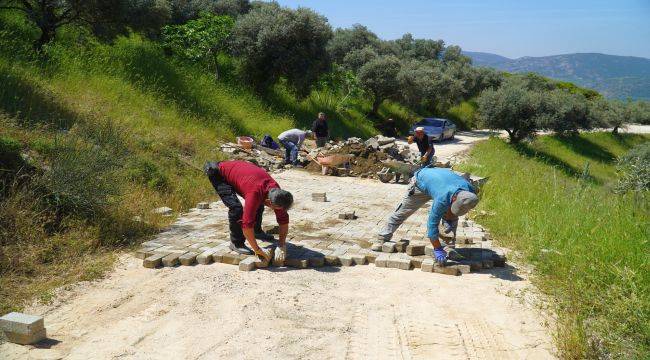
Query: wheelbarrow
xmin=310 ymin=153 xmax=354 ymax=176
xmin=377 ymin=161 xmax=421 ymax=183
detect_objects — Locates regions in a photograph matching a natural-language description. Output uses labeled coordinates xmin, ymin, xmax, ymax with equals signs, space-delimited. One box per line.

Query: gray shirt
xmin=278 ymin=129 xmax=308 ymax=147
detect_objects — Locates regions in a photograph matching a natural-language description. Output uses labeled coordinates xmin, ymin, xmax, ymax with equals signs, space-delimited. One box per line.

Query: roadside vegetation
xmin=460 ymin=132 xmax=649 ymax=359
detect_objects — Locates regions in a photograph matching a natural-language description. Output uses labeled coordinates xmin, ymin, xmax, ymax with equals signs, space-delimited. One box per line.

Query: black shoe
xmin=255 ymin=232 xmax=276 ymax=241
xmin=229 ymin=242 xmax=253 ymax=255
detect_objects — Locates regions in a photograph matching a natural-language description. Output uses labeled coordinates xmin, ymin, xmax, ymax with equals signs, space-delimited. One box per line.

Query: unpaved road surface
xmin=0 ymin=133 xmax=556 ymax=360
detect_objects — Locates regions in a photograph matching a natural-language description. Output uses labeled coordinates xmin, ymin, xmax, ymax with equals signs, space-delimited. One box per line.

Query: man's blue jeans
xmin=280 ymin=139 xmax=298 ymax=165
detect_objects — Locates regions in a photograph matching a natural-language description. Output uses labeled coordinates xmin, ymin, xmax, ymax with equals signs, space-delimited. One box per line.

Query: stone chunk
xmin=4 ymin=328 xmax=46 ymax=345
xmin=286 ymin=258 xmax=309 ymax=269
xmin=381 ymin=242 xmax=396 ymax=253
xmin=324 ymin=255 xmax=340 ymax=266
xmin=364 ymin=252 xmax=378 ymax=263
xmin=425 ymin=245 xmax=434 ymax=256
xmin=338 ymin=212 xmax=357 ymax=220
xmin=197 ymin=202 xmax=210 ymax=209
xmin=451 ymin=264 xmax=471 ymax=274
xmin=221 ymin=252 xmax=242 ymax=265
xmin=395 ymin=239 xmax=409 ymax=252
xmin=434 ymin=264 xmax=460 ymax=276
xmin=239 ymin=257 xmax=258 ymax=271
xmin=179 ymin=252 xmax=198 ymax=266
xmin=339 ymin=254 xmax=354 ymax=266
xmin=152 ymin=206 xmax=173 ymax=216
xmin=134 ymin=247 xmax=159 ymax=259
xmin=410 ymin=257 xmax=423 ymax=269
xmin=351 ymin=254 xmax=367 ymax=265
xmin=421 ymin=258 xmax=434 ymax=272
xmin=406 ymin=244 xmax=425 ymax=256
xmin=196 ymin=250 xmax=215 ymax=265
xmin=143 ymin=253 xmax=167 ymax=268
xmin=0 ymin=312 xmax=44 ymax=335
xmin=162 ymin=252 xmax=185 ymax=267
xmin=375 ymin=254 xmax=389 ymax=268
xmin=311 ymin=193 xmax=327 ymax=202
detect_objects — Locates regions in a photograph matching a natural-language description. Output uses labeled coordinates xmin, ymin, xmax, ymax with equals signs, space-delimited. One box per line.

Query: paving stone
xmin=339 ymin=254 xmax=354 ymax=266
xmin=410 ymin=257 xmax=423 ymax=269
xmin=212 ymin=248 xmax=228 ymax=263
xmin=311 ymin=193 xmax=327 ymax=202
xmin=381 ymin=242 xmax=396 ymax=253
xmin=0 ymin=313 xmax=44 ymax=335
xmin=425 ymin=245 xmax=434 ymax=256
xmin=434 ymin=264 xmax=460 ymax=276
xmin=222 ymin=252 xmax=242 ymax=265
xmin=343 ymin=253 xmax=363 ymax=265
xmin=395 ymin=257 xmax=412 ymax=270
xmin=308 ymin=256 xmax=325 ymax=268
xmin=450 ymin=264 xmax=471 ymax=274
xmin=134 ymin=247 xmax=159 ymax=259
xmin=162 ymin=252 xmax=186 ymax=267
xmin=197 ymin=202 xmax=210 ymax=209
xmin=286 ymin=258 xmax=309 ymax=268
xmin=238 ymin=257 xmax=258 ymax=271
xmin=461 ymin=260 xmax=483 ymax=271
xmin=370 ymin=243 xmax=382 ymax=252
xmin=421 ymin=258 xmax=434 ymax=272
xmin=405 ymin=244 xmax=425 ymax=256
xmin=324 ymin=254 xmax=340 ymax=266
xmin=395 ymin=239 xmax=409 ymax=252
xmin=196 ymin=250 xmax=215 ymax=265
xmin=143 ymin=253 xmax=167 ymax=268
xmin=364 ymin=252 xmax=378 ymax=263
xmin=375 ymin=254 xmax=389 ymax=268
xmin=4 ymin=327 xmax=47 ymax=345
xmin=179 ymin=252 xmax=198 ymax=266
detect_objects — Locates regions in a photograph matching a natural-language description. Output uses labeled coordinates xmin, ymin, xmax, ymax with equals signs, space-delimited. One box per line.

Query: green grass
xmin=459 ymin=133 xmax=649 ymax=359
xmin=444 ymin=99 xmax=478 ymax=130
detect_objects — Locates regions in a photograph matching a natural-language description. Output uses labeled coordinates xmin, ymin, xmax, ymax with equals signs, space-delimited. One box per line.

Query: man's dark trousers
xmin=205 ymin=162 xmax=265 ymax=245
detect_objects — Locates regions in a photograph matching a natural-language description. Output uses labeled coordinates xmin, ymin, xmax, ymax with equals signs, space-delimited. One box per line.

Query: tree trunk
xmin=36 ymin=26 xmax=56 ymax=50
xmin=612 ymin=125 xmax=619 ymax=135
xmin=371 ymin=97 xmax=382 ymax=116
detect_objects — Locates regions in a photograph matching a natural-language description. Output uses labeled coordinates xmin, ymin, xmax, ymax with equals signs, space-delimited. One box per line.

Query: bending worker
xmin=204 ymin=160 xmax=293 ymax=264
xmin=408 ymin=126 xmax=435 ymax=167
xmin=278 ymin=129 xmax=312 ymax=165
xmin=377 ymin=168 xmax=479 ymax=265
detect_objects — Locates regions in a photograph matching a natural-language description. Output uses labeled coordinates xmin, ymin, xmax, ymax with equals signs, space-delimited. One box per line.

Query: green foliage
xmin=358 ymin=55 xmax=402 ymax=115
xmin=0 ymin=136 xmax=22 ymax=171
xmin=126 ymin=158 xmax=170 ymax=190
xmin=170 ymin=0 xmax=250 ymax=23
xmin=162 ymin=12 xmax=234 ymax=79
xmin=616 ymin=142 xmax=650 ymax=193
xmin=459 ymin=133 xmax=649 ymax=359
xmin=539 ymin=89 xmax=592 ymax=134
xmin=230 ymin=2 xmax=332 ymax=96
xmin=444 ymin=100 xmax=478 ymax=130
xmin=389 ymin=33 xmax=445 ymax=61
xmin=476 ymin=79 xmax=546 ymax=142
xmin=327 ymin=24 xmax=380 ymax=65
xmin=342 ymin=45 xmax=378 ymax=73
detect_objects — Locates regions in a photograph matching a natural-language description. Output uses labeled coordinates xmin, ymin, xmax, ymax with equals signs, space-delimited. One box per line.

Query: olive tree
xmin=391 ymin=33 xmax=445 ymax=61
xmin=170 ymin=0 xmax=250 ymax=23
xmin=162 ymin=12 xmax=234 ymax=80
xmin=327 ymin=24 xmax=380 ymax=65
xmin=357 ymin=55 xmax=402 ymax=115
xmin=477 ymin=81 xmax=545 ymax=143
xmin=230 ymin=2 xmax=332 ymax=96
xmin=539 ymin=89 xmax=591 ymax=134
xmin=342 ymin=45 xmax=378 ymax=72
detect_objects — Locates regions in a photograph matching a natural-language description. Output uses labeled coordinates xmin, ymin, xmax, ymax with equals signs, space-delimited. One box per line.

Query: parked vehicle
xmin=408 ymin=118 xmax=457 ymax=141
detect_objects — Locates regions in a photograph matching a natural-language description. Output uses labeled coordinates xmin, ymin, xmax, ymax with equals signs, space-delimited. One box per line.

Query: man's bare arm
xmin=278 ymin=223 xmax=289 ymax=247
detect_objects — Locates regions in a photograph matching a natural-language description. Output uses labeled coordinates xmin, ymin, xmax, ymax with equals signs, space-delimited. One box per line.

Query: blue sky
xmin=272 ymin=0 xmax=650 ymax=59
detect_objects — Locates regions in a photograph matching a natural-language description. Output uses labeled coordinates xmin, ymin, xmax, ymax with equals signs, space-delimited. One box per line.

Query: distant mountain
xmin=463 ymin=51 xmax=650 ymax=100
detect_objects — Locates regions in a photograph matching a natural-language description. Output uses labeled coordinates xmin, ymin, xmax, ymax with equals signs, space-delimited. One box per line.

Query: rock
xmin=197 ymin=202 xmax=210 ymax=209
xmin=152 ymin=207 xmax=173 ymax=216
xmin=381 ymin=242 xmax=396 ymax=253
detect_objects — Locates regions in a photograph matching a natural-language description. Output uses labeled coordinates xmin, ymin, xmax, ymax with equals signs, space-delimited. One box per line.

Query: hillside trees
xmin=230 ymin=2 xmax=332 ymax=96
xmin=170 ymin=0 xmax=250 ymax=23
xmin=357 ymin=55 xmax=402 ymax=115
xmin=0 ymin=0 xmax=171 ymax=49
xmin=327 ymin=24 xmax=380 ymax=65
xmin=162 ymin=12 xmax=234 ymax=80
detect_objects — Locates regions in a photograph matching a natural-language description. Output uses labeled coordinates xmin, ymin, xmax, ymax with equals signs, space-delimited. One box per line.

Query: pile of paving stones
xmin=135 ymin=203 xmax=506 ymax=276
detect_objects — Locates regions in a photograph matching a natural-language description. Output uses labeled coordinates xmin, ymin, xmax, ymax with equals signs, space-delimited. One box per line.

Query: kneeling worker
xmin=377 ymin=168 xmax=479 ymax=265
xmin=204 ymin=160 xmax=293 ymax=264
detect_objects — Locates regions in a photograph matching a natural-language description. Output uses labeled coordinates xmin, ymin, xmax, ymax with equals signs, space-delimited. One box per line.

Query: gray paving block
xmin=434 ymin=264 xmax=460 ymax=276
xmin=395 ymin=239 xmax=409 ymax=252
xmin=162 ymin=252 xmax=186 ymax=267
xmin=370 ymin=243 xmax=383 ymax=252
xmin=351 ymin=254 xmax=367 ymax=265
xmin=405 ymin=244 xmax=425 ymax=256
xmin=143 ymin=253 xmax=167 ymax=268
xmin=424 ymin=245 xmax=434 ymax=256
xmin=286 ymin=258 xmax=309 ymax=268
xmin=375 ymin=254 xmax=389 ymax=268
xmin=179 ymin=252 xmax=198 ymax=266
xmin=364 ymin=252 xmax=378 ymax=263
xmin=196 ymin=250 xmax=215 ymax=265
xmin=339 ymin=254 xmax=354 ymax=266
xmin=239 ymin=257 xmax=258 ymax=271
xmin=410 ymin=257 xmax=423 ymax=269
xmin=221 ymin=252 xmax=242 ymax=265
xmin=4 ymin=327 xmax=46 ymax=345
xmin=421 ymin=258 xmax=434 ymax=272
xmin=0 ymin=312 xmax=44 ymax=334
xmin=381 ymin=242 xmax=396 ymax=253
xmin=197 ymin=202 xmax=210 ymax=209
xmin=324 ymin=254 xmax=340 ymax=266
xmin=308 ymin=256 xmax=325 ymax=268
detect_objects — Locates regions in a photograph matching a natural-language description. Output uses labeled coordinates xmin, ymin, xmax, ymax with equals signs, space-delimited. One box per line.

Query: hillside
xmin=464 ymin=51 xmax=650 ymax=100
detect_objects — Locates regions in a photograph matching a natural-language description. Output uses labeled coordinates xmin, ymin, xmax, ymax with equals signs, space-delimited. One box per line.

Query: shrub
xmin=327 ymin=24 xmax=380 ymax=65
xmin=358 ymin=55 xmax=402 ymax=115
xmin=230 ymin=2 xmax=332 ymax=96
xmin=616 ymin=142 xmax=650 ymax=193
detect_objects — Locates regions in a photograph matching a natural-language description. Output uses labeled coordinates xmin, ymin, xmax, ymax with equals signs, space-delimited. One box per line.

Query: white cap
xmin=415 ymin=127 xmax=425 ymax=132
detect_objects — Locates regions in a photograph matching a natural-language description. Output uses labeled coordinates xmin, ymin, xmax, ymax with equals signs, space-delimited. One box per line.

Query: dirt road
xmin=0 ymin=133 xmax=556 ymax=360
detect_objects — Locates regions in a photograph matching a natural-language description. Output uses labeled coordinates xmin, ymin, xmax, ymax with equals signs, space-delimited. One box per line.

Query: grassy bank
xmin=460 ymin=133 xmax=649 ymax=359
xmin=0 ymin=13 xmax=416 ymax=314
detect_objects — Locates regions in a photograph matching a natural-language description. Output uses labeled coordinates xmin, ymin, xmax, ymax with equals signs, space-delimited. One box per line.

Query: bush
xmin=126 ymin=158 xmax=170 ymax=190
xmin=327 ymin=24 xmax=380 ymax=65
xmin=358 ymin=55 xmax=402 ymax=115
xmin=230 ymin=2 xmax=332 ymax=96
xmin=616 ymin=142 xmax=650 ymax=193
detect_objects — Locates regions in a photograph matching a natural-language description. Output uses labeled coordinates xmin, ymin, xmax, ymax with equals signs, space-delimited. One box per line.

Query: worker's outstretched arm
xmin=243 ymin=227 xmax=270 ymax=262
xmin=278 ymin=223 xmax=289 ymax=247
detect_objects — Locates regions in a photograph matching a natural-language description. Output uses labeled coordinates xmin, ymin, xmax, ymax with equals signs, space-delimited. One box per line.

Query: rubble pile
xmin=219 ymin=142 xmax=286 ymax=171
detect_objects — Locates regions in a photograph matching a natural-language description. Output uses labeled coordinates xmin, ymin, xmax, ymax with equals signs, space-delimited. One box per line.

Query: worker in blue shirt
xmin=377 ymin=168 xmax=479 ymax=265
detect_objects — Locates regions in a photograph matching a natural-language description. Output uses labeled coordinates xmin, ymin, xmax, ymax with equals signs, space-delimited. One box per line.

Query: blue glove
xmin=434 ymin=247 xmax=447 ymax=266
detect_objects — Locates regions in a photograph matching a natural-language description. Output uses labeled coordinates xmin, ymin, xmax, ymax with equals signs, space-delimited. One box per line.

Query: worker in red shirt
xmin=204 ymin=160 xmax=294 ymax=264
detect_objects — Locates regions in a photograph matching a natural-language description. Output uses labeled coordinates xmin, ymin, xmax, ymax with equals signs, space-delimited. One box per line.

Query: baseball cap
xmin=451 ymin=191 xmax=479 ymax=216
xmin=415 ymin=127 xmax=425 ymax=132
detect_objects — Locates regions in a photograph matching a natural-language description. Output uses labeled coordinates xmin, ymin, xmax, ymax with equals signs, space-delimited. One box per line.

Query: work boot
xmin=255 ymin=232 xmax=276 ymax=242
xmin=229 ymin=242 xmax=253 ymax=255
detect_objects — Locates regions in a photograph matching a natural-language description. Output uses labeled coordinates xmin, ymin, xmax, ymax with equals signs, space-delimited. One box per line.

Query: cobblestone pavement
xmin=136 ymin=169 xmax=506 ymax=274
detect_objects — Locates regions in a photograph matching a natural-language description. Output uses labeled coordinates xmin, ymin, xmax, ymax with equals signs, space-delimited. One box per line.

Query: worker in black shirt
xmin=409 ymin=126 xmax=435 ymax=167
xmin=311 ymin=112 xmax=329 ymax=147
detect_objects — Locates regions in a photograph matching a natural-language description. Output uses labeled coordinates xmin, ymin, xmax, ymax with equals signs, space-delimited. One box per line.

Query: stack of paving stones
xmin=135 ymin=202 xmax=506 ymax=275
xmin=0 ymin=312 xmax=46 ymax=345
